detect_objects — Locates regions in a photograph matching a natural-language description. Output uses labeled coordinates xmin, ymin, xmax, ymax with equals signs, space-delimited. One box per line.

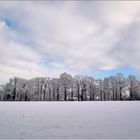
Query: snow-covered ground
xmin=0 ymin=101 xmax=140 ymax=139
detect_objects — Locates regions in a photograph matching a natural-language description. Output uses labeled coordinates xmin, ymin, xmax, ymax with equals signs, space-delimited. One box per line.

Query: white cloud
xmin=0 ymin=1 xmax=140 ymax=84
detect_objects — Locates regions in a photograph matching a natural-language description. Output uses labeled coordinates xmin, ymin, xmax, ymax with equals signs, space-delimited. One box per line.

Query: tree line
xmin=0 ymin=72 xmax=140 ymax=101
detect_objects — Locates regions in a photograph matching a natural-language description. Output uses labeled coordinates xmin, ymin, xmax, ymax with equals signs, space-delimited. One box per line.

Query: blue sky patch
xmin=4 ymin=19 xmax=17 ymax=29
xmin=94 ymin=66 xmax=135 ymax=78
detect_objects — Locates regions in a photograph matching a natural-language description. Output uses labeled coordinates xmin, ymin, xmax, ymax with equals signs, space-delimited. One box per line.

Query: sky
xmin=0 ymin=1 xmax=140 ymax=84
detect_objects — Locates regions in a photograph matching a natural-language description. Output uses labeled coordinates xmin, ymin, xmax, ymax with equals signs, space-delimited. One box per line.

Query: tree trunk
xmin=40 ymin=84 xmax=43 ymax=101
xmin=56 ymin=87 xmax=59 ymax=101
xmin=130 ymin=89 xmax=133 ymax=100
xmin=25 ymin=92 xmax=28 ymax=101
xmin=81 ymin=93 xmax=83 ymax=101
xmin=103 ymin=92 xmax=106 ymax=101
xmin=53 ymin=87 xmax=55 ymax=101
xmin=120 ymin=87 xmax=122 ymax=100
xmin=49 ymin=88 xmax=51 ymax=101
xmin=115 ymin=87 xmax=117 ymax=100
xmin=90 ymin=90 xmax=92 ymax=101
xmin=100 ymin=90 xmax=102 ymax=101
xmin=112 ymin=88 xmax=115 ymax=100
xmin=13 ymin=78 xmax=17 ymax=101
xmin=108 ymin=92 xmax=110 ymax=101
xmin=71 ymin=90 xmax=73 ymax=101
xmin=64 ymin=86 xmax=67 ymax=101
xmin=57 ymin=94 xmax=59 ymax=101
xmin=77 ymin=84 xmax=80 ymax=101
xmin=43 ymin=84 xmax=46 ymax=101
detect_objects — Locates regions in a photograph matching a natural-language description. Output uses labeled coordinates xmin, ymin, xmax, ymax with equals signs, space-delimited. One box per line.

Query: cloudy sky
xmin=0 ymin=1 xmax=140 ymax=84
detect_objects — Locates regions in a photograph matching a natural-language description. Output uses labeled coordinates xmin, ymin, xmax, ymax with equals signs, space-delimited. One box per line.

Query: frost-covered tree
xmin=97 ymin=79 xmax=103 ymax=101
xmin=115 ymin=73 xmax=127 ymax=100
xmin=88 ymin=77 xmax=96 ymax=101
xmin=103 ymin=78 xmax=112 ymax=101
xmin=127 ymin=75 xmax=139 ymax=100
xmin=60 ymin=72 xmax=73 ymax=101
xmin=109 ymin=76 xmax=118 ymax=100
xmin=0 ymin=85 xmax=4 ymax=101
xmin=74 ymin=75 xmax=82 ymax=101
xmin=1 ymin=72 xmax=140 ymax=101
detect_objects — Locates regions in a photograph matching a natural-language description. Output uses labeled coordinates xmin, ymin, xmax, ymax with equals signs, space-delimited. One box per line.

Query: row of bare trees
xmin=0 ymin=73 xmax=140 ymax=101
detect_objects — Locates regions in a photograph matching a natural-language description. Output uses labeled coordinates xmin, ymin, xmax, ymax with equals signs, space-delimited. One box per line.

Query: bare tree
xmin=1 ymin=72 xmax=140 ymax=101
xmin=60 ymin=72 xmax=73 ymax=101
xmin=116 ymin=73 xmax=127 ymax=100
xmin=127 ymin=75 xmax=138 ymax=100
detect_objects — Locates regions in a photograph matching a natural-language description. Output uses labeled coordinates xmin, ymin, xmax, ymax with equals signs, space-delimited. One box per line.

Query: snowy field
xmin=0 ymin=101 xmax=140 ymax=139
